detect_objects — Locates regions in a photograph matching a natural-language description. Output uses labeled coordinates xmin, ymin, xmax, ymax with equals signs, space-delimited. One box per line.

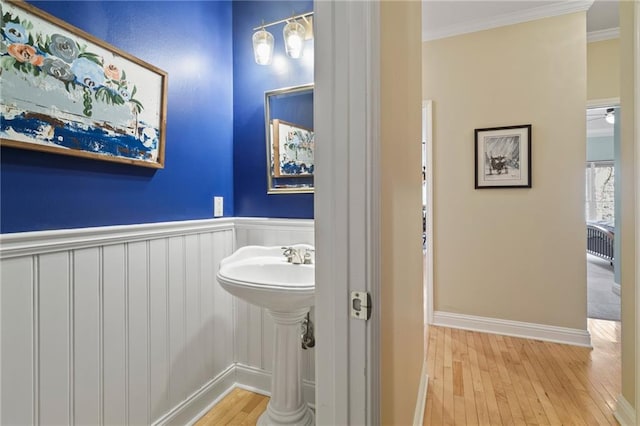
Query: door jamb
xmin=423 ymin=101 xmax=434 ymax=326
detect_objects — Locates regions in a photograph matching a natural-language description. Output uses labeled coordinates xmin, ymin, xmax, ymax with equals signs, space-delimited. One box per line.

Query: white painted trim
xmin=412 ymin=359 xmax=428 ymax=426
xmin=613 ymin=282 xmax=621 ymax=297
xmin=0 ymin=217 xmax=316 ymax=259
xmin=234 ymin=364 xmax=316 ymax=408
xmin=423 ymin=100 xmax=434 ymax=326
xmin=314 ymin=0 xmax=380 ymax=424
xmin=433 ymin=311 xmax=592 ymax=347
xmin=614 ymin=394 xmax=637 ymax=426
xmin=233 ymin=217 xmax=314 ymax=231
xmin=587 ymin=97 xmax=621 ymax=108
xmin=176 ymin=363 xmax=318 ymax=426
xmin=0 ymin=218 xmax=235 ymax=259
xmin=234 ymin=363 xmax=271 ymax=395
xmin=366 ymin=4 xmax=382 ymax=423
xmin=634 ymin=0 xmax=640 ymax=415
xmin=183 ymin=386 xmax=237 ymax=426
xmin=1 ymin=218 xmax=317 ymax=424
xmin=153 ymin=365 xmax=236 ymax=426
xmin=587 ymin=27 xmax=620 ymax=43
xmin=423 ymin=0 xmax=594 ymax=41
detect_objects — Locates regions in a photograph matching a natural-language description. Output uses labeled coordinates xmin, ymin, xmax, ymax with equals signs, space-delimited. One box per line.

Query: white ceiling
xmin=423 ymin=0 xmax=620 ymax=41
xmin=587 ymin=107 xmax=615 ymax=138
xmin=587 ymin=0 xmax=620 ymax=32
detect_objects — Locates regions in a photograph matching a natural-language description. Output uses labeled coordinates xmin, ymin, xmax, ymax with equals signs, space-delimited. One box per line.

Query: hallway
xmin=588 ymin=253 xmax=620 ymax=321
xmin=423 ymin=319 xmax=620 ymax=425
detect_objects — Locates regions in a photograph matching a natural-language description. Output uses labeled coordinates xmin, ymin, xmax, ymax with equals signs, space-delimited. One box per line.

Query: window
xmin=585 ymin=161 xmax=614 ymax=224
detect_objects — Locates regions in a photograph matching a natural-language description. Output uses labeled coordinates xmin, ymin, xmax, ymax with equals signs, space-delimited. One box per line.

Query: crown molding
xmin=587 ymin=97 xmax=620 ymax=108
xmin=587 ymin=27 xmax=621 ymax=42
xmin=423 ymin=0 xmax=594 ymax=42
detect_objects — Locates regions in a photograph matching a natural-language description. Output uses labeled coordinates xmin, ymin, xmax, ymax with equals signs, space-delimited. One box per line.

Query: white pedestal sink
xmin=216 ymin=245 xmax=315 ymax=426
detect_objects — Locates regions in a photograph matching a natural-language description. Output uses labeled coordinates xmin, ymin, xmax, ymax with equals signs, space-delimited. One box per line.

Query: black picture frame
xmin=474 ymin=124 xmax=532 ymax=189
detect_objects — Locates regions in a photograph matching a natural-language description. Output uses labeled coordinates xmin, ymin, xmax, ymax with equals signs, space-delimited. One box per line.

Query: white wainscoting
xmin=1 ymin=217 xmax=315 ymax=425
xmin=233 ymin=218 xmax=316 ymax=402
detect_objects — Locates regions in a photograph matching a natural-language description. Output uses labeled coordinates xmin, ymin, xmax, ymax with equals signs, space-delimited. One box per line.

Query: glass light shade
xmin=252 ymin=28 xmax=274 ymax=65
xmin=605 ymin=109 xmax=615 ymax=124
xmin=283 ymin=20 xmax=306 ymax=59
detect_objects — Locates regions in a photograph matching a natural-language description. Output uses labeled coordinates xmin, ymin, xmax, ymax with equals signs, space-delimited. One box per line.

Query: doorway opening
xmin=586 ymin=105 xmax=620 ymax=321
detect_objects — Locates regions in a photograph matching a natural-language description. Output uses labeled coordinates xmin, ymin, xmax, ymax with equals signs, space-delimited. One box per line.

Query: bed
xmin=587 ymin=221 xmax=614 ymax=265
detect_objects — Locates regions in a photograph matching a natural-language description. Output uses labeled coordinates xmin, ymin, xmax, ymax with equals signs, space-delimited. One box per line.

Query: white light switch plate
xmin=214 ymin=197 xmax=223 ymax=217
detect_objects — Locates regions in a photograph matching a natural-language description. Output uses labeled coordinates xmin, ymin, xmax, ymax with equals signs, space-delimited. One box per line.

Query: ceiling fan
xmin=587 ymin=108 xmax=615 ymax=124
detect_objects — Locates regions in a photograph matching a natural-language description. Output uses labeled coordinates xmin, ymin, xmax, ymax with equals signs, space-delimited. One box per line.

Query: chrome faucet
xmin=302 ymin=249 xmax=314 ymax=265
xmin=282 ymin=247 xmax=314 ymax=265
xmin=282 ymin=246 xmax=302 ymax=264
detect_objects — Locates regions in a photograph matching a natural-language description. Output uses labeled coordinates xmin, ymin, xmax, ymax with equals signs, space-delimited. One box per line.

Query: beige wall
xmin=587 ymin=38 xmax=620 ymax=101
xmin=423 ymin=13 xmax=587 ymax=329
xmin=380 ymin=1 xmax=424 ymax=424
xmin=619 ymin=0 xmax=637 ymax=410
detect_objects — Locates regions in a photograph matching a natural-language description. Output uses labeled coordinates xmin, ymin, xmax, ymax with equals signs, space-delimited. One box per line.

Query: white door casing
xmin=635 ymin=0 xmax=640 ymax=417
xmin=423 ymin=100 xmax=434 ymax=326
xmin=314 ymin=0 xmax=380 ymax=424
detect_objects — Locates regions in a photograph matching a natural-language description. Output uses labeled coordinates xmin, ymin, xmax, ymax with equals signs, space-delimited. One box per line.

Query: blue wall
xmin=1 ymin=1 xmax=234 ymax=233
xmin=232 ymin=0 xmax=314 ymax=218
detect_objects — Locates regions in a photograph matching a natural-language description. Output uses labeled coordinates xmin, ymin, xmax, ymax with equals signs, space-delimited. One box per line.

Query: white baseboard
xmin=235 ymin=363 xmax=272 ymax=395
xmin=612 ymin=282 xmax=621 ymax=296
xmin=154 ymin=365 xmax=236 ymax=426
xmin=159 ymin=363 xmax=317 ymax=425
xmin=413 ymin=359 xmax=429 ymax=426
xmin=235 ymin=363 xmax=316 ymax=409
xmin=433 ymin=311 xmax=592 ymax=347
xmin=614 ymin=394 xmax=637 ymax=425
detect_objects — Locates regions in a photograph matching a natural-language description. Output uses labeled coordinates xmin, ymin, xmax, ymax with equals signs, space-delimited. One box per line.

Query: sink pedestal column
xmin=258 ymin=307 xmax=314 ymax=426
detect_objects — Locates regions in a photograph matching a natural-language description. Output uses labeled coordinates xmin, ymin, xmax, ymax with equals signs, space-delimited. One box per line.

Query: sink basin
xmin=216 ymin=245 xmax=314 ymax=311
xmin=216 ymin=244 xmax=316 ymax=426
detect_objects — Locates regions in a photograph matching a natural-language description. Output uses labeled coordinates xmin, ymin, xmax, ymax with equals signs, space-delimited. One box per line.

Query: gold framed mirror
xmin=265 ymin=83 xmax=314 ymax=194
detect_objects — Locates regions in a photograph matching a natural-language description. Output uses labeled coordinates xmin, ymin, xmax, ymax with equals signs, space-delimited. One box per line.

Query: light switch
xmin=214 ymin=197 xmax=223 ymax=217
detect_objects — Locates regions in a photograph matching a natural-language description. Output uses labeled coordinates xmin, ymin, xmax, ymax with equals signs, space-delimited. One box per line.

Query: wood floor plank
xmin=424 ymin=325 xmax=438 ymax=423
xmin=451 ymin=329 xmax=468 ymax=424
xmin=505 ymin=338 xmax=548 ymax=425
xmin=472 ymin=332 xmax=503 ymax=425
xmin=465 ymin=331 xmax=490 ymax=425
xmin=522 ymin=339 xmax=582 ymax=425
xmin=501 ymin=336 xmax=537 ymax=425
xmin=195 ymin=388 xmax=269 ymax=426
xmin=481 ymin=332 xmax=515 ymax=425
xmin=429 ymin=325 xmax=446 ymax=425
xmin=443 ymin=327 xmax=455 ymax=425
xmin=197 ymin=320 xmax=621 ymax=426
xmin=424 ymin=319 xmax=620 ymax=426
xmin=245 ymin=398 xmax=269 ymax=424
xmin=528 ymin=340 xmax=589 ymax=425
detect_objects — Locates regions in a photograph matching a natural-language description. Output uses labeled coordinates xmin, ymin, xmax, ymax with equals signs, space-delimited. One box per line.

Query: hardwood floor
xmin=195 ymin=319 xmax=620 ymax=425
xmin=423 ymin=319 xmax=621 ymax=425
xmin=195 ymin=388 xmax=269 ymax=425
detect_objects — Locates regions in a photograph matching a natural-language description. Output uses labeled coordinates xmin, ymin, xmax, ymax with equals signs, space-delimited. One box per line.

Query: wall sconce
xmin=252 ymin=27 xmax=275 ymax=65
xmin=252 ymin=12 xmax=313 ymax=65
xmin=283 ymin=20 xmax=306 ymax=58
xmin=605 ymin=108 xmax=615 ymax=124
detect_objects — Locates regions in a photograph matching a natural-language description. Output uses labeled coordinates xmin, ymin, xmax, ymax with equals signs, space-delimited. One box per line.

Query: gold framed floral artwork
xmin=271 ymin=119 xmax=314 ymax=177
xmin=0 ymin=0 xmax=168 ymax=168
